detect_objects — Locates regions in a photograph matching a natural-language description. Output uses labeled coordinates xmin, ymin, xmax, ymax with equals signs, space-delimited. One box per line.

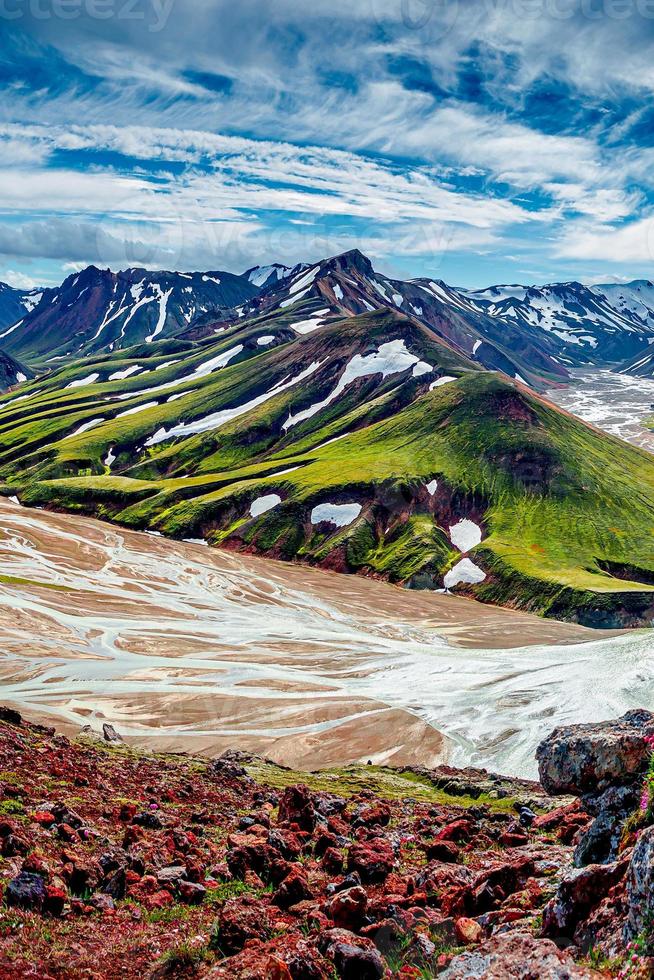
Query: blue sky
xmin=1 ymin=0 xmax=654 ymax=288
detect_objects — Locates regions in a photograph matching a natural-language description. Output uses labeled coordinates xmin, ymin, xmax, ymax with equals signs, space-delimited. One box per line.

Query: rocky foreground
xmin=1 ymin=708 xmax=654 ymax=978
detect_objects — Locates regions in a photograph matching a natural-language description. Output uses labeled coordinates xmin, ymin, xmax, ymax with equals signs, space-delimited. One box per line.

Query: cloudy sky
xmin=2 ymin=0 xmax=654 ymax=288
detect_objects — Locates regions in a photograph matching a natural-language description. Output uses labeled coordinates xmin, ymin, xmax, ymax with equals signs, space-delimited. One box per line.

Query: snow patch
xmin=429 ymin=376 xmax=456 ymax=390
xmin=66 ymin=373 xmax=100 ymax=389
xmin=280 ymin=287 xmax=310 ymax=309
xmin=117 ymin=401 xmax=159 ymax=418
xmin=109 ymin=365 xmax=143 ymax=381
xmin=284 ymin=340 xmax=431 ymax=430
xmin=167 ymin=390 xmax=196 ymax=402
xmin=289 ymin=265 xmax=320 ymax=296
xmin=257 ymin=335 xmax=276 ymax=347
xmin=291 ymin=309 xmax=331 ymax=335
xmin=264 ymin=466 xmax=301 ymax=478
xmin=444 ymin=558 xmax=486 ymax=589
xmin=426 ymin=480 xmax=438 ymax=496
xmin=15 ymin=372 xmax=26 ymax=383
xmin=0 ymin=319 xmax=24 ymax=340
xmin=22 ymin=292 xmax=42 ymax=312
xmin=249 ymin=494 xmax=282 ymax=518
xmin=104 ymin=447 xmax=116 ymax=468
xmin=311 ymin=503 xmax=362 ymax=527
xmin=66 ymin=417 xmax=105 ymax=438
xmin=449 ymin=519 xmax=482 ymax=553
xmin=145 ymin=286 xmax=173 ymax=343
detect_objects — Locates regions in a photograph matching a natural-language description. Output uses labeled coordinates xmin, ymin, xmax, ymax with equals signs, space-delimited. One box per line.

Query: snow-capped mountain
xmin=0 ymin=282 xmax=44 ymax=333
xmin=193 ymin=249 xmax=569 ymax=388
xmin=220 ymin=252 xmax=654 ymax=385
xmin=459 ymin=281 xmax=652 ymax=366
xmin=4 ymin=253 xmax=654 ymax=386
xmin=0 ymin=266 xmax=259 ymax=365
xmin=244 ymin=263 xmax=294 ymax=290
xmin=593 ymin=280 xmax=654 ymax=330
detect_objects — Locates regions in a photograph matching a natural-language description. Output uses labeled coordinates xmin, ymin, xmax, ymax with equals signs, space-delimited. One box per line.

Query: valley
xmin=1 ymin=496 xmax=650 ymax=780
xmin=545 ymin=368 xmax=654 ymax=453
xmin=1 ymin=251 xmax=654 ymax=773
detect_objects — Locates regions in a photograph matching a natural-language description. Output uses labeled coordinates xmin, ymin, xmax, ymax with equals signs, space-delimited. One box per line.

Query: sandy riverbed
xmin=0 ymin=498 xmax=647 ymax=777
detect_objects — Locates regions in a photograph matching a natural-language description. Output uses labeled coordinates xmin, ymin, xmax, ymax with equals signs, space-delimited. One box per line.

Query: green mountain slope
xmin=1 ymin=306 xmax=654 ymax=628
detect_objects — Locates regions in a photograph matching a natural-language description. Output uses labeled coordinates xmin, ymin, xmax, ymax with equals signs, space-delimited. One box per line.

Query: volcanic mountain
xmin=185 ymin=252 xmax=654 ymax=387
xmin=0 ymin=266 xmax=258 ymax=367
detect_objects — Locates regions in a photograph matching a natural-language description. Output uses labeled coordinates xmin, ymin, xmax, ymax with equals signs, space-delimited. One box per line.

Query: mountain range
xmin=1 ymin=253 xmax=653 ymax=388
xmin=1 ymin=249 xmax=654 ymax=628
xmin=0 ymin=266 xmax=258 ymax=367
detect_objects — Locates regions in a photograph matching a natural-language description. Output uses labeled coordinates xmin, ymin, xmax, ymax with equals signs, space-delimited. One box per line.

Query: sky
xmin=1 ymin=0 xmax=654 ymax=289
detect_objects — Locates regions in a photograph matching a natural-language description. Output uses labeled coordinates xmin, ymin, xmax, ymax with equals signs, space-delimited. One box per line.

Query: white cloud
xmin=557 ymin=214 xmax=654 ymax=264
xmin=0 ymin=269 xmax=41 ymax=289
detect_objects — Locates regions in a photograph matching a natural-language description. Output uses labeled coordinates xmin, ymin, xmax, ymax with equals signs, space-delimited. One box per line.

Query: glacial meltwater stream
xmin=0 ymin=494 xmax=652 ymax=779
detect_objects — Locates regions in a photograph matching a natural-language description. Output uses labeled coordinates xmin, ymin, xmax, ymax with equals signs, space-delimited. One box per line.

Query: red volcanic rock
xmin=145 ymin=889 xmax=174 ymax=910
xmin=214 ymin=896 xmax=273 ymax=955
xmin=321 ymin=846 xmax=344 ymax=874
xmin=499 ymin=830 xmax=529 ymax=847
xmin=271 ymin=866 xmax=313 ymax=908
xmin=207 ymin=935 xmax=333 ymax=979
xmin=454 ymin=916 xmax=484 ymax=945
xmin=207 ymin=949 xmax=293 ymax=980
xmin=23 ymin=852 xmax=51 ymax=879
xmin=328 ymin=815 xmax=350 ymax=837
xmin=278 ymin=784 xmax=316 ymax=833
xmin=226 ymin=839 xmax=282 ymax=880
xmin=318 ymin=929 xmax=385 ymax=980
xmin=542 ymin=860 xmax=627 ymax=939
xmin=0 ymin=708 xmax=648 ymax=979
xmin=324 ymin=885 xmax=368 ymax=928
xmin=314 ymin=830 xmax=339 ymax=856
xmin=440 ymin=930 xmax=601 ymax=978
xmin=44 ymin=884 xmax=67 ymax=916
xmin=353 ymin=803 xmax=391 ymax=828
xmin=178 ymin=879 xmax=206 ymax=904
xmin=533 ymin=800 xmax=585 ymax=831
xmin=424 ymin=839 xmax=460 ymax=863
xmin=348 ymin=838 xmax=396 ymax=882
xmin=268 ymin=827 xmax=304 ymax=859
xmin=435 ymin=819 xmax=475 ymax=843
xmin=32 ymin=810 xmax=56 ymax=827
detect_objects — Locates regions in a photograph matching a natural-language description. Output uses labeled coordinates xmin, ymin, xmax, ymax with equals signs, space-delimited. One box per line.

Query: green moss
xmin=0 ymin=799 xmax=24 ymax=816
xmin=244 ymin=760 xmax=527 ymax=813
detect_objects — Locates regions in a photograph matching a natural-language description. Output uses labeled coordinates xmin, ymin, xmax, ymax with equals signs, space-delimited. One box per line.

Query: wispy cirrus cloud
xmin=1 ymin=0 xmax=654 ymax=285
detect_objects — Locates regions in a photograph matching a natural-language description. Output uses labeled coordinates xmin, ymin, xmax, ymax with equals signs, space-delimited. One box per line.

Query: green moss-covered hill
xmin=1 ymin=303 xmax=653 ymax=628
